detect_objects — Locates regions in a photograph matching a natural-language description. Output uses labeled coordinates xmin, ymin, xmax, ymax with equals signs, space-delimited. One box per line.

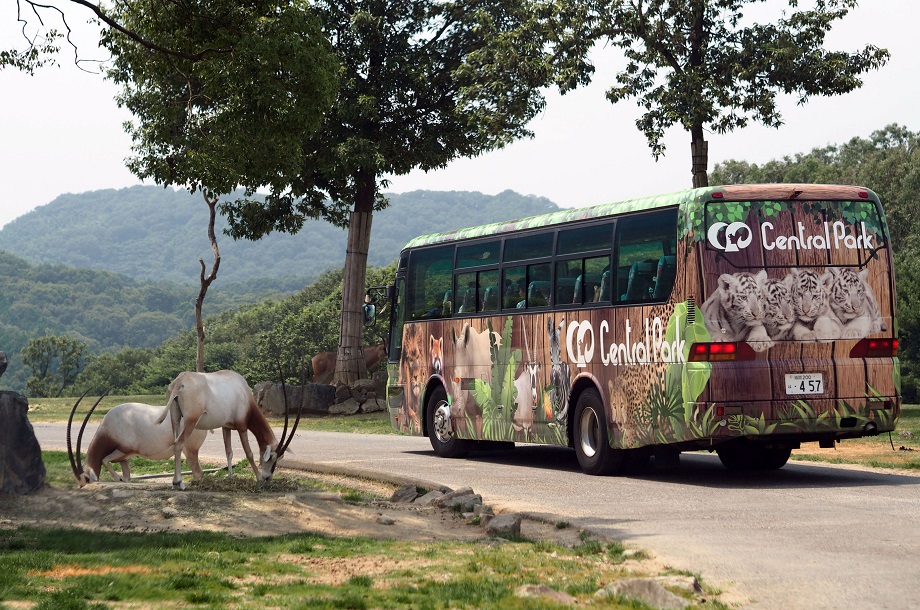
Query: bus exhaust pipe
xmin=863 ymin=421 xmax=878 ymax=437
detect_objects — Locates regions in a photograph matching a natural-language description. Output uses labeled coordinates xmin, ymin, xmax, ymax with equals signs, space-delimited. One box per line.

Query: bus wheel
xmin=716 ymin=441 xmax=792 ymax=471
xmin=427 ymin=387 xmax=467 ymax=458
xmin=573 ymin=388 xmax=623 ymax=475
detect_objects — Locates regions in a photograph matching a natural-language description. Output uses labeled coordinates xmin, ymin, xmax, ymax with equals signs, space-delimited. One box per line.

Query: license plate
xmin=785 ymin=373 xmax=824 ymax=395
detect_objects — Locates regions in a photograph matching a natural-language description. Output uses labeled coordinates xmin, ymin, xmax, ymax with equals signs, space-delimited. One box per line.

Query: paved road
xmin=36 ymin=423 xmax=920 ymax=609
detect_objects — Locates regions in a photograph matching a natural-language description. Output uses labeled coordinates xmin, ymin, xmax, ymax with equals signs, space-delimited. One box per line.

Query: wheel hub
xmin=433 ymin=402 xmax=452 ymax=442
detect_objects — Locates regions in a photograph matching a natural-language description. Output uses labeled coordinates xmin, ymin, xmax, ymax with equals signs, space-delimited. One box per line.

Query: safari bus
xmin=365 ymin=184 xmax=900 ymax=475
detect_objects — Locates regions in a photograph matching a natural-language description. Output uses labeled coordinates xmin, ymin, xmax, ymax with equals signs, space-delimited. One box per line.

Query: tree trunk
xmin=691 ymin=125 xmax=709 ymax=188
xmin=333 ymin=169 xmax=375 ymax=385
xmin=195 ymin=193 xmax=221 ymax=373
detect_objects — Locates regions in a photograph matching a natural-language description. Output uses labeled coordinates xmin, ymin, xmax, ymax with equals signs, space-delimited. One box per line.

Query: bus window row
xmin=407 ymin=208 xmax=678 ymax=320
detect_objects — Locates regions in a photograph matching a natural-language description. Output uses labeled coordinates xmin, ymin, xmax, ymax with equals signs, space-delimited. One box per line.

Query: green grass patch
xmin=0 ymin=526 xmax=713 ymax=609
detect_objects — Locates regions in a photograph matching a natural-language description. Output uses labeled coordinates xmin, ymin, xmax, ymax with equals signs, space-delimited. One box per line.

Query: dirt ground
xmin=0 ymin=469 xmax=588 ymax=548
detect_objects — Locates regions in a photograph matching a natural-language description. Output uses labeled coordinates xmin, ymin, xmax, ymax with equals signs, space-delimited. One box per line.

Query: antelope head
xmin=66 ymin=389 xmax=110 ymax=487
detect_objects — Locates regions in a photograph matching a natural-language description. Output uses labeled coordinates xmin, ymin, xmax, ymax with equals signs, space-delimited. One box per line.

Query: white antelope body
xmin=159 ymin=370 xmax=298 ymax=490
xmin=66 ymin=399 xmax=207 ymax=487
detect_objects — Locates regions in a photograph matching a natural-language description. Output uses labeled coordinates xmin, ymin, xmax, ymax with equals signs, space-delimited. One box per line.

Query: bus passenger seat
xmin=457 ymin=289 xmax=475 ymax=313
xmin=528 ymin=281 xmax=551 ymax=307
xmin=625 ymin=261 xmax=657 ymax=301
xmin=652 ymin=256 xmax=677 ymax=299
xmin=442 ymin=290 xmax=453 ymax=316
xmin=481 ymin=286 xmax=499 ymax=311
xmin=597 ymin=270 xmax=611 ymax=302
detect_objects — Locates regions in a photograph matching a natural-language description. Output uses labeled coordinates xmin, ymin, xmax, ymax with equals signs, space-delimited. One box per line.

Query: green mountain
xmin=0 ymin=186 xmax=559 ymax=285
xmin=0 ymin=187 xmax=558 ymax=393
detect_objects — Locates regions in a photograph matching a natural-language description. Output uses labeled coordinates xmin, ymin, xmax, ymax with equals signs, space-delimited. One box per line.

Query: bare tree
xmin=195 ymin=194 xmax=220 ymax=373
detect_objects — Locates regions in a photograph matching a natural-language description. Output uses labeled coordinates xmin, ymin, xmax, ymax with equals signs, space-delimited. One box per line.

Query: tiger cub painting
xmin=701 ymin=269 xmax=773 ymax=350
xmin=757 ymin=274 xmax=796 ymax=341
xmin=827 ymin=267 xmax=886 ymax=338
xmin=704 ymin=267 xmax=885 ymax=345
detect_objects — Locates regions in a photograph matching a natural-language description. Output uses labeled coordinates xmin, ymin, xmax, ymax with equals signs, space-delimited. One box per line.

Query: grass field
xmin=27 ymin=396 xmax=920 ymax=471
xmin=0 ymin=452 xmax=726 ymax=610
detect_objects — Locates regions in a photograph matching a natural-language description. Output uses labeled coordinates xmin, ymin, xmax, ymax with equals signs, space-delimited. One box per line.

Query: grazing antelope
xmin=66 ymin=395 xmax=208 ymax=487
xmin=158 ymin=370 xmax=299 ymax=490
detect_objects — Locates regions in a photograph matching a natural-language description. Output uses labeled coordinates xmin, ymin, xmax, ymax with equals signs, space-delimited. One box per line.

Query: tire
xmin=573 ymin=388 xmax=624 ymax=475
xmin=426 ymin=386 xmax=468 ymax=458
xmin=717 ymin=441 xmax=792 ymax=471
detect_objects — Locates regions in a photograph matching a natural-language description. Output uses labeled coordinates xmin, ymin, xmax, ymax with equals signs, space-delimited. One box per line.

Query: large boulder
xmin=0 ymin=391 xmax=46 ymax=494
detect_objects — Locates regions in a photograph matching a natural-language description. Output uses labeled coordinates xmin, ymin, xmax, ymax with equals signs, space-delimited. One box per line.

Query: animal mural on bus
xmin=547 ymin=316 xmax=572 ymax=424
xmin=399 ymin=322 xmax=425 ymax=430
xmin=702 ymin=267 xmax=884 ymax=345
xmin=511 ymin=316 xmax=541 ymax=439
xmin=448 ymin=323 xmax=497 ymax=437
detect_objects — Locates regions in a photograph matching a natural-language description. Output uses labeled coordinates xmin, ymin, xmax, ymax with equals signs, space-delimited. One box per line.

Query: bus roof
xmin=403 ymin=184 xmax=877 ymax=250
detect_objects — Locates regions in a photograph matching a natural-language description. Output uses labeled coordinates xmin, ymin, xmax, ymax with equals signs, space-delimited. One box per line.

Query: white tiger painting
xmin=704 ymin=267 xmax=884 ymax=345
xmin=701 ymin=269 xmax=774 ymax=350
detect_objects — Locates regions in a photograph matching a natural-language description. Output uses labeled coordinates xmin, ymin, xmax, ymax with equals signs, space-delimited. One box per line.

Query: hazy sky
xmin=2 ymin=0 xmax=917 ymax=230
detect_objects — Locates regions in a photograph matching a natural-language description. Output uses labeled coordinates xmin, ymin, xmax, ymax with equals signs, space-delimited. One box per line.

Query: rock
xmin=376 ymin=515 xmax=396 ymax=526
xmin=898 ymin=430 xmax=914 ymax=439
xmin=515 ymin=584 xmax=576 ymax=605
xmin=111 ymin=489 xmax=134 ymax=499
xmin=433 ymin=487 xmax=474 ymax=507
xmin=485 ymin=513 xmax=522 ymax=538
xmin=596 ymin=578 xmax=691 ymax=609
xmin=390 ymin=484 xmax=420 ymax=503
xmin=360 ymin=397 xmax=387 ymax=413
xmin=161 ymin=506 xmax=179 ymax=519
xmin=414 ymin=490 xmax=444 ymax=506
xmin=445 ymin=493 xmax=482 ymax=512
xmin=653 ymin=575 xmax=702 ymax=594
xmin=329 ymin=399 xmax=361 ymax=416
xmin=0 ymin=391 xmax=46 ymax=494
xmin=0 ymin=351 xmax=7 ymax=379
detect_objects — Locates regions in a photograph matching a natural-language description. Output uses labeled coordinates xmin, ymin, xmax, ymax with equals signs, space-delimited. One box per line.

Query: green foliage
xmin=102 ymin=0 xmax=337 ymax=203
xmin=21 ymin=335 xmax=87 ymax=398
xmin=547 ymin=0 xmax=888 ymax=180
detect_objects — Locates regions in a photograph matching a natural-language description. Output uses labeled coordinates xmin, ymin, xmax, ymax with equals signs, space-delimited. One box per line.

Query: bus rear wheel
xmin=427 ymin=386 xmax=467 ymax=458
xmin=573 ymin=388 xmax=624 ymax=475
xmin=716 ymin=441 xmax=792 ymax=471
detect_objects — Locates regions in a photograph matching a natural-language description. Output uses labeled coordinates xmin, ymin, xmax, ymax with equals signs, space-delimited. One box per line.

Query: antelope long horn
xmin=276 ymin=362 xmax=290 ymax=452
xmin=277 ymin=363 xmax=305 ymax=460
xmin=75 ymin=389 xmax=111 ymax=475
xmin=66 ymin=390 xmax=91 ymax=478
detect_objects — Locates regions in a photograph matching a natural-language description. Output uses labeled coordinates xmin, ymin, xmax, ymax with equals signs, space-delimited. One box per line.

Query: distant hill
xmin=0 ymin=249 xmax=261 ymax=393
xmin=0 ymin=187 xmax=559 ymax=285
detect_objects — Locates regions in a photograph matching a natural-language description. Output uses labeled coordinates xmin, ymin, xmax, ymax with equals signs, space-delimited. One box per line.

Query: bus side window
xmin=615 ymin=209 xmax=678 ymax=303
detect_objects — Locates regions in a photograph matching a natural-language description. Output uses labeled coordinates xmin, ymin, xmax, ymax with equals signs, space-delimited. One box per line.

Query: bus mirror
xmin=363 ymin=302 xmax=377 ymax=327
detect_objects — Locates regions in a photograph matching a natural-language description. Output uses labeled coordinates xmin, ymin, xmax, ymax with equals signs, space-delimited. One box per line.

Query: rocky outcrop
xmin=0 ymin=391 xmax=46 ymax=494
xmin=255 ymin=374 xmax=387 ymax=417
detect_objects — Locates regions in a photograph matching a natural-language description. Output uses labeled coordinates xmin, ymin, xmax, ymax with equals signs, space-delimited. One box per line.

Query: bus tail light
xmin=688 ymin=342 xmax=756 ymax=362
xmin=849 ymin=338 xmax=898 ymax=358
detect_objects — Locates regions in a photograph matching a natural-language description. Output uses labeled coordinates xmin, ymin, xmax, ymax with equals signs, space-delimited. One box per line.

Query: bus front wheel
xmin=716 ymin=441 xmax=792 ymax=471
xmin=427 ymin=387 xmax=467 ymax=458
xmin=573 ymin=388 xmax=624 ymax=475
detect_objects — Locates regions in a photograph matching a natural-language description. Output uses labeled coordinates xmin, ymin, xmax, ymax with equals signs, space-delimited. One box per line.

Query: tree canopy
xmin=214 ymin=0 xmax=554 ymax=383
xmin=546 ymin=0 xmax=889 ymax=186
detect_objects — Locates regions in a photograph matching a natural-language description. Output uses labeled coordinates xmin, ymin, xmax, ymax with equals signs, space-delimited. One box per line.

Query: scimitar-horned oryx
xmin=158 ymin=369 xmax=300 ymax=490
xmin=66 ymin=392 xmax=207 ymax=487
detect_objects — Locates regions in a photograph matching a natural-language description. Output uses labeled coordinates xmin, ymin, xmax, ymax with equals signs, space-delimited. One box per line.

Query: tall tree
xmin=219 ymin=0 xmax=552 ymax=384
xmin=22 ymin=335 xmax=86 ymax=397
xmin=546 ymin=0 xmax=889 ymax=187
xmin=102 ymin=0 xmax=338 ymax=370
